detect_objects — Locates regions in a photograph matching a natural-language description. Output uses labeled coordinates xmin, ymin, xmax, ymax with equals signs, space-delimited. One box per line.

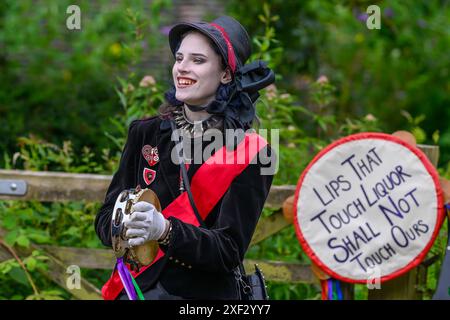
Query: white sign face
xmin=294 ymin=133 xmax=444 ymax=283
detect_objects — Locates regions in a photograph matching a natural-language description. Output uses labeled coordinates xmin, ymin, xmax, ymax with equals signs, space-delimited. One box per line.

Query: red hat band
xmin=210 ymin=23 xmax=237 ymax=73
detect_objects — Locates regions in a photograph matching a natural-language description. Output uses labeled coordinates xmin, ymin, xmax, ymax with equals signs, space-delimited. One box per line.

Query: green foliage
xmin=0 ymin=197 xmax=108 ymax=299
xmin=0 ymin=0 xmax=173 ymax=168
xmin=0 ymin=243 xmax=65 ymax=300
xmin=0 ymin=1 xmax=171 ymax=299
xmin=400 ymin=110 xmax=428 ymax=144
xmin=1 ymin=0 xmax=448 ymax=300
xmin=227 ymin=0 xmax=450 ymax=161
xmin=111 ymin=74 xmax=166 ymax=133
xmin=251 ymin=3 xmax=283 ymax=70
xmin=9 ymin=136 xmax=116 ymax=174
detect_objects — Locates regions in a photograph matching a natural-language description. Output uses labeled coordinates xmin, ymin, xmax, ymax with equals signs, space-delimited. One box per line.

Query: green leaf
xmin=27 ymin=230 xmax=51 ymax=244
xmin=31 ymin=250 xmax=41 ymax=257
xmin=42 ymin=289 xmax=64 ymax=296
xmin=0 ymin=260 xmax=15 ymax=274
xmin=400 ymin=110 xmax=413 ymax=123
xmin=16 ymin=235 xmax=30 ymax=248
xmin=414 ymin=114 xmax=426 ymax=125
xmin=412 ymin=127 xmax=427 ymax=144
xmin=115 ymin=87 xmax=127 ymax=110
xmin=9 ymin=267 xmax=30 ymax=288
xmin=263 ymin=3 xmax=270 ymax=17
xmin=1 ymin=215 xmax=18 ymax=230
xmin=61 ymin=226 xmax=80 ymax=237
xmin=25 ymin=257 xmax=37 ymax=272
xmin=432 ymin=130 xmax=440 ymax=144
xmin=4 ymin=230 xmax=19 ymax=246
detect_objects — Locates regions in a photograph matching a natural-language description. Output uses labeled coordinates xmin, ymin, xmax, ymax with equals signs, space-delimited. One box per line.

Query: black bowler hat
xmin=168 ymin=15 xmax=252 ymax=73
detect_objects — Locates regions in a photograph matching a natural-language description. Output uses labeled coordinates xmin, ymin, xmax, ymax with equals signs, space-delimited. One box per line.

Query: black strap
xmin=169 ymin=120 xmax=206 ymax=228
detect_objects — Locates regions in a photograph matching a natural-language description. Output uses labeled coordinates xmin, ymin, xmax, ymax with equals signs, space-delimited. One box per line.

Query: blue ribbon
xmin=335 ymin=279 xmax=343 ymax=300
xmin=327 ymin=279 xmax=333 ymax=300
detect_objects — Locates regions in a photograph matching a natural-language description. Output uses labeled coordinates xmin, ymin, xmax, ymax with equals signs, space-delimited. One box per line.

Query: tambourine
xmin=111 ymin=187 xmax=161 ymax=269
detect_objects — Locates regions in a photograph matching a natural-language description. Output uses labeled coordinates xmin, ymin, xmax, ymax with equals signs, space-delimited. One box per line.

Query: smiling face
xmin=172 ymin=31 xmax=231 ymax=106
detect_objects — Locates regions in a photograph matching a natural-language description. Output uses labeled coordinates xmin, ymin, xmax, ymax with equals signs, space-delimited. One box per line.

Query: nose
xmin=176 ymin=58 xmax=189 ymax=74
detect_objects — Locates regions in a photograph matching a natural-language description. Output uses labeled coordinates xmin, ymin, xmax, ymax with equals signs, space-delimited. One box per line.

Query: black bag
xmin=234 ymin=263 xmax=269 ymax=300
xmin=170 ymin=120 xmax=269 ymax=301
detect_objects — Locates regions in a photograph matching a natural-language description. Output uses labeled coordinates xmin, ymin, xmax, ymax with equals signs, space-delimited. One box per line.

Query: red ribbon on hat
xmin=210 ymin=23 xmax=237 ymax=73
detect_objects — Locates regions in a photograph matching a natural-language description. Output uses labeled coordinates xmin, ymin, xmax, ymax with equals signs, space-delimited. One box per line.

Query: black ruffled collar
xmin=163 ymin=60 xmax=275 ymax=131
xmin=163 ymin=82 xmax=253 ymax=131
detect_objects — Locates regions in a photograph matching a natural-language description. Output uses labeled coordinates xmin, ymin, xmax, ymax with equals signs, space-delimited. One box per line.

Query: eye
xmin=175 ymin=56 xmax=183 ymax=62
xmin=194 ymin=58 xmax=205 ymax=64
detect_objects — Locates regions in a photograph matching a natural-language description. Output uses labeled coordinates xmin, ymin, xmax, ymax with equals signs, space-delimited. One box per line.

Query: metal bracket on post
xmin=0 ymin=179 xmax=27 ymax=196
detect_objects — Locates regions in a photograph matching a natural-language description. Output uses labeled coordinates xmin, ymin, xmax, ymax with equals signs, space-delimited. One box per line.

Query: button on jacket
xmin=95 ymin=115 xmax=275 ymax=299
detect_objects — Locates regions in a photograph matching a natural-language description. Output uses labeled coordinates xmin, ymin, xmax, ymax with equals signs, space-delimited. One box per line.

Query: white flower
xmin=139 ymin=75 xmax=156 ymax=87
xmin=316 ymin=75 xmax=329 ymax=84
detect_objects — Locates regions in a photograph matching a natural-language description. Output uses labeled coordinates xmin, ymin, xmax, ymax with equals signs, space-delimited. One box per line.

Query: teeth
xmin=178 ymin=78 xmax=195 ymax=86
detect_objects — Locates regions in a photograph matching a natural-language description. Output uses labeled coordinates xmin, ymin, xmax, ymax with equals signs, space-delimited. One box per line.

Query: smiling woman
xmin=172 ymin=31 xmax=232 ymax=117
xmin=95 ymin=15 xmax=276 ymax=300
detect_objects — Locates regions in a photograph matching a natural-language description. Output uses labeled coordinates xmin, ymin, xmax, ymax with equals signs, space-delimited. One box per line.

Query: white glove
xmin=124 ymin=201 xmax=167 ymax=247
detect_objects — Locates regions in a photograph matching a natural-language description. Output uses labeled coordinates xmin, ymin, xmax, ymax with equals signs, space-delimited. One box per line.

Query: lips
xmin=177 ymin=77 xmax=197 ymax=88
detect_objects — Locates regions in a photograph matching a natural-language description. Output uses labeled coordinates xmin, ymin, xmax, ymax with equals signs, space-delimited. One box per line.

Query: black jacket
xmin=95 ymin=116 xmax=275 ymax=299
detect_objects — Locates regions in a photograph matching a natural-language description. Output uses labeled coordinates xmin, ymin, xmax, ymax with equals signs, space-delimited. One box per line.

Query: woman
xmin=95 ymin=15 xmax=276 ymax=300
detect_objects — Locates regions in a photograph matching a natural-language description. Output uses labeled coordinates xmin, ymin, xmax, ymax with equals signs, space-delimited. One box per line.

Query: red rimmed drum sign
xmin=294 ymin=133 xmax=445 ymax=283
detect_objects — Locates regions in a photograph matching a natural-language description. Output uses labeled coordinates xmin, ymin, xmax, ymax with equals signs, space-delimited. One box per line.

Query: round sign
xmin=294 ymin=133 xmax=444 ymax=283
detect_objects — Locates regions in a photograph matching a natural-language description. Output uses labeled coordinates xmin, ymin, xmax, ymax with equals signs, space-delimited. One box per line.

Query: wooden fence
xmin=0 ymin=144 xmax=442 ymax=299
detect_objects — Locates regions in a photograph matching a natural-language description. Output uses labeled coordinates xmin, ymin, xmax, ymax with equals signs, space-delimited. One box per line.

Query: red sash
xmin=102 ymin=133 xmax=268 ymax=300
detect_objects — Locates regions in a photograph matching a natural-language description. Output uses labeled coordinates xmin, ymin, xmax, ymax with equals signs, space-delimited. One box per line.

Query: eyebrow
xmin=176 ymin=52 xmax=208 ymax=58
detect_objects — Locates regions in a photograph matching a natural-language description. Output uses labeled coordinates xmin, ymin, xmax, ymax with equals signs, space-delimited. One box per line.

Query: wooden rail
xmin=0 ymin=170 xmax=312 ymax=299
